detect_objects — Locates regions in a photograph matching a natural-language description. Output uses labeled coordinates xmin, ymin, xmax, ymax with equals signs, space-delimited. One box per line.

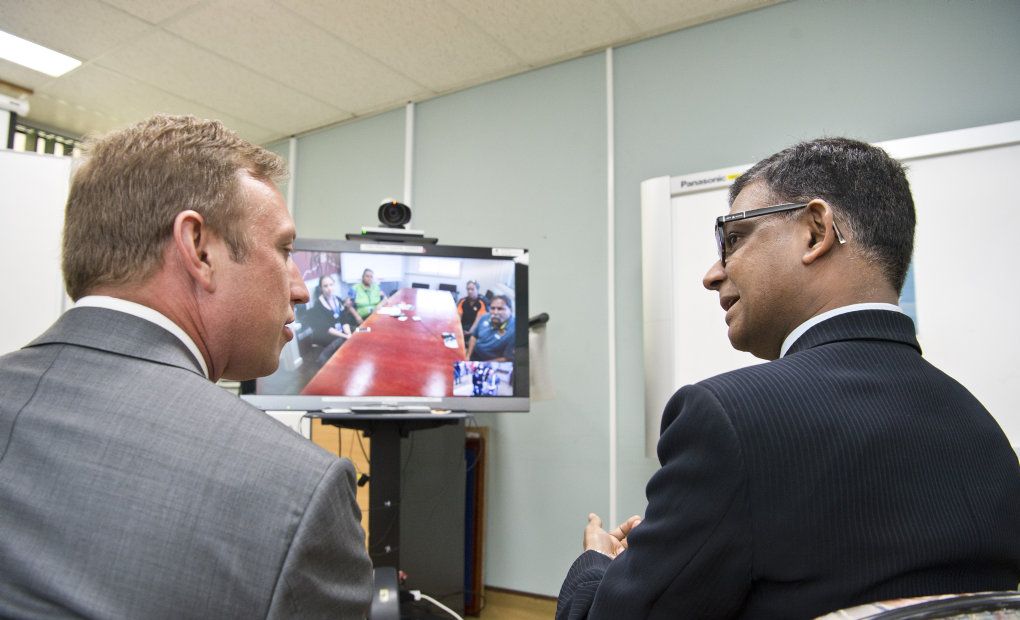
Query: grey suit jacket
xmin=0 ymin=307 xmax=373 ymax=619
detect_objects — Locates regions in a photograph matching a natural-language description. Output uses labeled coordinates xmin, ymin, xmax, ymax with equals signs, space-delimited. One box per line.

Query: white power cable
xmin=409 ymin=590 xmax=463 ymax=620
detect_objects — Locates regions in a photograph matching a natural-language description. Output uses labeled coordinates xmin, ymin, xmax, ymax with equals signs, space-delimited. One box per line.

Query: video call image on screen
xmin=453 ymin=361 xmax=514 ymax=397
xmin=257 ymin=249 xmax=519 ymax=399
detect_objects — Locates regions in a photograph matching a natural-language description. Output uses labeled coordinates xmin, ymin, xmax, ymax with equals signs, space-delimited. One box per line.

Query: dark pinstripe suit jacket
xmin=557 ymin=310 xmax=1020 ymax=619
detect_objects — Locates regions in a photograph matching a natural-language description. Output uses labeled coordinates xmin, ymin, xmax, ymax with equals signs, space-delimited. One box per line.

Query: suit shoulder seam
xmin=29 ymin=340 xmax=204 ymax=378
xmin=0 ymin=345 xmax=65 ymax=465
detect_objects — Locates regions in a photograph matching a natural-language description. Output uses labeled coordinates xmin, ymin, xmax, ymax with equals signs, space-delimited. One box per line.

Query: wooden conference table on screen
xmin=303 ymin=287 xmax=468 ymax=580
xmin=302 ymin=287 xmax=466 ymax=397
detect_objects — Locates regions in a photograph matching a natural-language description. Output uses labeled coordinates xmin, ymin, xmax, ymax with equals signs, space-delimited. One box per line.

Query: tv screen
xmin=241 ymin=238 xmax=529 ymax=412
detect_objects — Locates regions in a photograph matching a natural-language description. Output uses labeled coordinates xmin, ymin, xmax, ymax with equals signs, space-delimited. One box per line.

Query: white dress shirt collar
xmin=73 ymin=295 xmax=210 ymax=378
xmin=780 ymin=302 xmax=904 ymax=358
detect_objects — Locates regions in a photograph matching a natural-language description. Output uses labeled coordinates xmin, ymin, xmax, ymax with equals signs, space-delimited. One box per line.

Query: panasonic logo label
xmin=679 ymin=175 xmax=725 ymax=188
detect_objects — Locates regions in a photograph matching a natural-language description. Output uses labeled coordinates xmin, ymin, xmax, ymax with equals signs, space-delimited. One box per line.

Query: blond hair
xmin=62 ymin=115 xmax=287 ymax=300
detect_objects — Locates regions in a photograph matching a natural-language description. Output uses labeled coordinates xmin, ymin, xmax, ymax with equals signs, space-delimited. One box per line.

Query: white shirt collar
xmin=73 ymin=295 xmax=210 ymax=378
xmin=780 ymin=302 xmax=904 ymax=358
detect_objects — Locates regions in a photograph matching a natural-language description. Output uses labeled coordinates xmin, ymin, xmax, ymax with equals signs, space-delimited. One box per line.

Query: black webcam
xmin=378 ymin=200 xmax=412 ymax=228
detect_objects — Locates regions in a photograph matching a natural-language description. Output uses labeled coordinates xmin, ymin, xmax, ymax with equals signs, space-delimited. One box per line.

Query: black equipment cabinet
xmin=318 ymin=413 xmax=467 ymax=614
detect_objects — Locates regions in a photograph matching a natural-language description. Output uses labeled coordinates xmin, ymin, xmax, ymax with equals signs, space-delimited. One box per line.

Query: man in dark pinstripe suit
xmin=557 ymin=138 xmax=1020 ymax=619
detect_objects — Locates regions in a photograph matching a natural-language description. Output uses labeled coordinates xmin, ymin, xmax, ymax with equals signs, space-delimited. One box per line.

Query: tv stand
xmin=314 ymin=412 xmax=468 ymax=571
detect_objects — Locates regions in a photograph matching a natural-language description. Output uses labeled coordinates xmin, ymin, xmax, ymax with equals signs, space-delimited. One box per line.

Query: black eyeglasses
xmin=714 ymin=202 xmax=846 ymax=266
xmin=714 ymin=202 xmax=807 ymax=266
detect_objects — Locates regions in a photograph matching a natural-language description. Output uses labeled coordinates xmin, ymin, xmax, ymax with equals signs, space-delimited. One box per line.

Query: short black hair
xmin=730 ymin=137 xmax=915 ymax=293
xmin=491 ymin=294 xmax=513 ymax=312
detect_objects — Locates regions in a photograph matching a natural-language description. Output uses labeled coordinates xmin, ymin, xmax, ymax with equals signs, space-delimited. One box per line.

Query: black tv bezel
xmin=240 ymin=237 xmax=529 ymax=413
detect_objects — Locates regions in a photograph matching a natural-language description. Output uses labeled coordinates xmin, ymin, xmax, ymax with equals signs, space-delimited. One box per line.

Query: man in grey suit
xmin=557 ymin=138 xmax=1020 ymax=618
xmin=0 ymin=115 xmax=373 ymax=618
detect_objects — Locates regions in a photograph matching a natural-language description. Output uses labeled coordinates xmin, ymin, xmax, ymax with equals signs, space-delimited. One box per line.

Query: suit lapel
xmin=786 ymin=310 xmax=921 ymax=356
xmin=25 ymin=306 xmax=206 ymax=377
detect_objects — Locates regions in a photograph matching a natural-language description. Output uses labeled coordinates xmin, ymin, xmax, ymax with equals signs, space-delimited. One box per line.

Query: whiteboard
xmin=641 ymin=121 xmax=1020 ymax=455
xmin=0 ymin=150 xmax=72 ymax=355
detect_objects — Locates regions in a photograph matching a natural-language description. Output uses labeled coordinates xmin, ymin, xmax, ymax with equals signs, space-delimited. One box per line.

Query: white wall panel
xmin=0 ymin=150 xmax=71 ymax=354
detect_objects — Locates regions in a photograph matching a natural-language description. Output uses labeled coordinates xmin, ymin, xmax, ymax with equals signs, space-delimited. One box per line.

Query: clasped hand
xmin=583 ymin=512 xmax=642 ymax=559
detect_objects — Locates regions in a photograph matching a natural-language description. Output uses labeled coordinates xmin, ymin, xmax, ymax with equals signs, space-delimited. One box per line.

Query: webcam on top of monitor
xmin=378 ymin=200 xmax=411 ymax=229
xmin=350 ymin=199 xmax=437 ymax=244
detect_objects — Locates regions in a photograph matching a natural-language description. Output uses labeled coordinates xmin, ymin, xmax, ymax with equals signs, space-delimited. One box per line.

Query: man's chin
xmin=728 ymin=332 xmax=779 ymax=361
xmin=726 ymin=325 xmax=745 ymax=351
xmin=222 ymin=358 xmax=281 ymax=383
xmin=260 ymin=357 xmax=282 ymax=379
xmin=727 ymin=329 xmax=758 ymax=357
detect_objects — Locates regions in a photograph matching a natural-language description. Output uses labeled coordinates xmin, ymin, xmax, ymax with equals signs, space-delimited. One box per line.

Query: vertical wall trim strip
xmin=287 ymin=136 xmax=297 ymax=216
xmin=404 ymin=102 xmax=415 ymax=218
xmin=606 ymin=47 xmax=618 ymax=528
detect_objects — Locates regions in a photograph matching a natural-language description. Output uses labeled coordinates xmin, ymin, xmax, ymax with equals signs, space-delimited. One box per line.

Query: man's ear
xmin=172 ymin=210 xmax=216 ymax=293
xmin=801 ymin=199 xmax=840 ymax=265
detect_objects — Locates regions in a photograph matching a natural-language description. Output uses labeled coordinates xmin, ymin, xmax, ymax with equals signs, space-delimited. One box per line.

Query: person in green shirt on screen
xmin=351 ymin=268 xmax=386 ymax=319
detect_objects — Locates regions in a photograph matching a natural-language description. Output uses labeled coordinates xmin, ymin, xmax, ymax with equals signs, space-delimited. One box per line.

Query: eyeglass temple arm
xmin=833 ymin=220 xmax=847 ymax=244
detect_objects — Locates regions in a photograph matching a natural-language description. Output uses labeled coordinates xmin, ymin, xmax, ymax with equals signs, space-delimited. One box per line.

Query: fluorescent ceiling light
xmin=0 ymin=30 xmax=81 ymax=77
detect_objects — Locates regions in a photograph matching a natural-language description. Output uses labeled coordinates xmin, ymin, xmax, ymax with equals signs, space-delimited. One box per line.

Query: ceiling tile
xmin=0 ymin=0 xmax=152 ymax=59
xmin=278 ymin=0 xmax=528 ymax=92
xmin=445 ymin=0 xmax=639 ymax=65
xmin=612 ymin=0 xmax=776 ymax=35
xmin=265 ymin=108 xmax=354 ymax=139
xmin=35 ymin=64 xmax=168 ymax=126
xmin=30 ymin=88 xmax=278 ymax=145
xmin=94 ymin=30 xmax=346 ymax=135
xmin=4 ymin=0 xmax=772 ymax=142
xmin=0 ymin=58 xmax=58 ymax=93
xmin=34 ymin=63 xmax=273 ymax=140
xmin=23 ymin=92 xmax=124 ymax=138
xmin=98 ymin=0 xmax=207 ymax=24
xmin=166 ymin=0 xmax=430 ymax=113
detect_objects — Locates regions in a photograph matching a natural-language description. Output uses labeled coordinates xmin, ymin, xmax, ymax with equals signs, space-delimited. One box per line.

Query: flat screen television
xmin=241 ymin=238 xmax=529 ymax=412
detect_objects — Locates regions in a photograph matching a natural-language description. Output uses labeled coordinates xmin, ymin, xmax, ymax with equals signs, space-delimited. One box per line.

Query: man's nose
xmin=703 ymin=259 xmax=725 ymax=291
xmin=291 ymin=264 xmax=310 ymax=304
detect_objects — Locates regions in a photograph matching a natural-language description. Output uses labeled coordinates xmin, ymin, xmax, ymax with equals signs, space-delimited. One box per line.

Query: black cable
xmin=354 ymin=428 xmax=371 ymax=464
xmin=345 ymin=425 xmax=366 ymax=478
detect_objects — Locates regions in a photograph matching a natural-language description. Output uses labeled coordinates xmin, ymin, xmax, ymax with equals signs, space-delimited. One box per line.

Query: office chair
xmin=411 ymin=282 xmax=429 ymax=289
xmin=820 ymin=591 xmax=1020 ymax=619
xmin=437 ymin=283 xmax=458 ymax=299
